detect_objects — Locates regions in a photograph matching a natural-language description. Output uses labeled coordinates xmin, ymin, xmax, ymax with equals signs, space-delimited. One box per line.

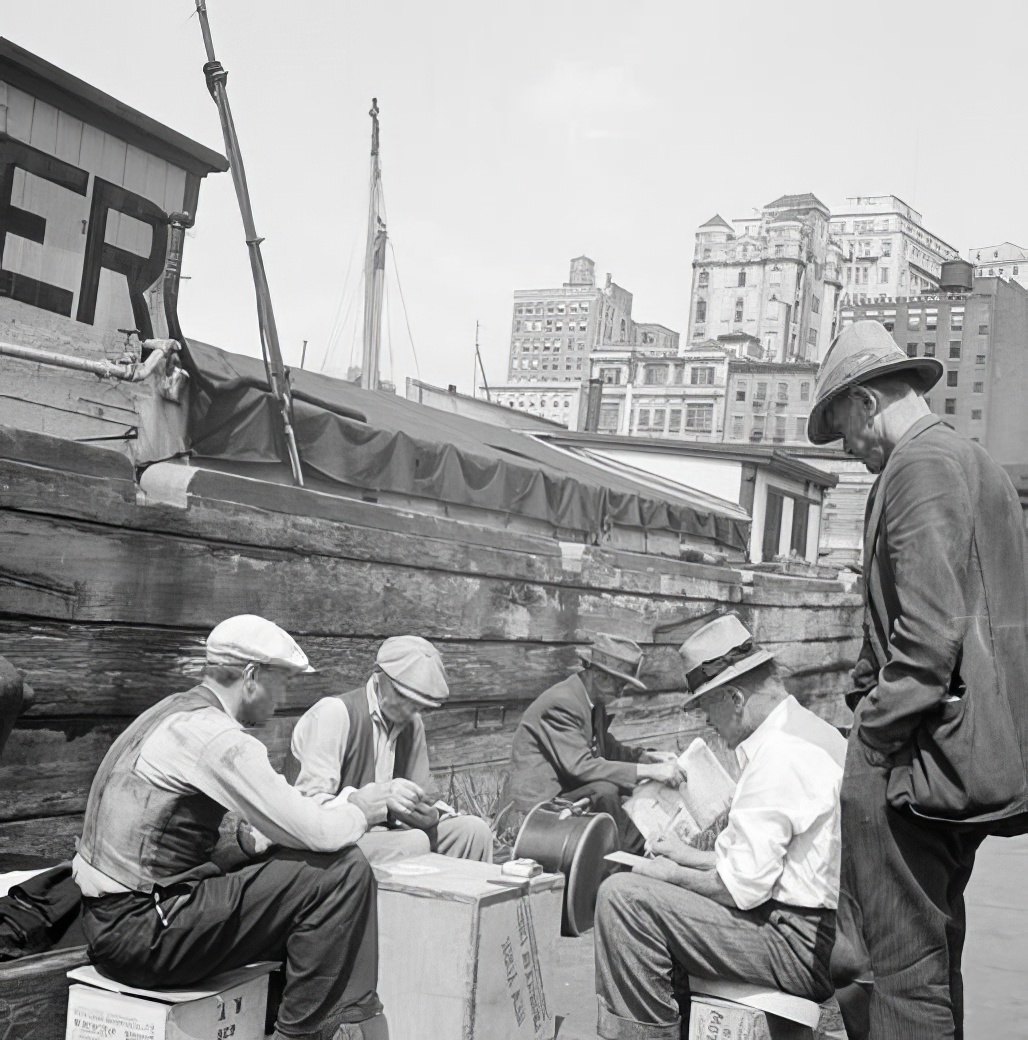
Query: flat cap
xmin=377 ymin=635 xmax=449 ymax=708
xmin=206 ymin=615 xmax=316 ymax=674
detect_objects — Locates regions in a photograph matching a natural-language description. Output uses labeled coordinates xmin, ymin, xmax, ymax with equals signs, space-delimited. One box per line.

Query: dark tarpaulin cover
xmin=181 ymin=341 xmax=749 ymax=552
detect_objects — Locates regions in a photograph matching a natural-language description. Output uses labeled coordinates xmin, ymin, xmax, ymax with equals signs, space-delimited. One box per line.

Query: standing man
xmin=509 ymin=634 xmax=680 ymax=851
xmin=807 ymin=320 xmax=1028 ymax=1039
xmin=74 ymin=615 xmax=402 ymax=1040
xmin=593 ymin=615 xmax=844 ymax=1039
xmin=290 ymin=635 xmax=493 ymax=863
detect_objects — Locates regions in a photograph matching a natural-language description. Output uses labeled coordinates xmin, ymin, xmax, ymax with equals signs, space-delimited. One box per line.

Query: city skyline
xmin=5 ymin=1 xmax=1026 ymax=395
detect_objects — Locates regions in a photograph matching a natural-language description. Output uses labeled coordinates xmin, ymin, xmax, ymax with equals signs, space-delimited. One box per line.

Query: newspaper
xmin=623 ymin=738 xmax=736 ymax=850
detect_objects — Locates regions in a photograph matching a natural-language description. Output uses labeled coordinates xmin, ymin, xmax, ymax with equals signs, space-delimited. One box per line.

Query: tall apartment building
xmin=968 ymin=242 xmax=1028 ymax=290
xmin=839 ymin=260 xmax=1028 ymax=466
xmin=831 ymin=195 xmax=958 ymax=305
xmin=687 ymin=194 xmax=843 ymax=364
xmin=495 ymin=256 xmax=678 ymax=426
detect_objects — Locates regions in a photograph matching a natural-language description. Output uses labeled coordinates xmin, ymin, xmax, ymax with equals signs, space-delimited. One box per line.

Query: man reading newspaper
xmin=594 ymin=614 xmax=845 ymax=1040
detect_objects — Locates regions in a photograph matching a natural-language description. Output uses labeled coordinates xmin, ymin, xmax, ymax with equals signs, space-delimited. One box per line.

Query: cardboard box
xmin=689 ymin=997 xmax=773 ymax=1040
xmin=375 ymin=853 xmax=565 ymax=1040
xmin=65 ymin=962 xmax=277 ymax=1040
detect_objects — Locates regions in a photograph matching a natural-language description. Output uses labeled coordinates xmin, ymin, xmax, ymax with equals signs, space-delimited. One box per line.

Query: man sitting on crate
xmin=509 ymin=634 xmax=682 ymax=852
xmin=289 ymin=635 xmax=493 ymax=864
xmin=593 ymin=615 xmax=845 ymax=1040
xmin=73 ymin=615 xmax=400 ymax=1040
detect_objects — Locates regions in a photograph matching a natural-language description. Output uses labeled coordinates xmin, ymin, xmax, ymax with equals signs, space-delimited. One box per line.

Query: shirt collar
xmin=367 ymin=675 xmax=388 ymax=731
xmin=735 ymin=695 xmax=798 ymax=770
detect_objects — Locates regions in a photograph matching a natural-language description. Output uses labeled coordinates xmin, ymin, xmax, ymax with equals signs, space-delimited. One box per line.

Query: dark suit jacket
xmin=854 ymin=415 xmax=1028 ymax=825
xmin=509 ymin=673 xmax=644 ymax=811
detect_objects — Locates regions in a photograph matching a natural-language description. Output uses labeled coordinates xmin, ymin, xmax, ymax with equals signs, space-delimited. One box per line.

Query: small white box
xmin=65 ymin=962 xmax=277 ymax=1040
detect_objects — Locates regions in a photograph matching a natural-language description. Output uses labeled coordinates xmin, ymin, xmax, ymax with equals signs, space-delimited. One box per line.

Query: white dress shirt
xmin=714 ymin=695 xmax=846 ymax=912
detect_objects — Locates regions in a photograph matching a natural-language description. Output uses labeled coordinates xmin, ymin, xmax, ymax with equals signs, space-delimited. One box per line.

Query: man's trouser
xmin=562 ymin=780 xmax=645 ymax=854
xmin=593 ymin=872 xmax=835 ymax=1039
xmin=842 ymin=731 xmax=989 ymax=1040
xmin=82 ymin=847 xmax=379 ymax=1040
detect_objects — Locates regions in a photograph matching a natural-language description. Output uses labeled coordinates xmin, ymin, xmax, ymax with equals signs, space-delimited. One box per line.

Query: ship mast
xmin=360 ymin=99 xmax=386 ymax=390
xmin=194 ymin=0 xmax=303 ymax=485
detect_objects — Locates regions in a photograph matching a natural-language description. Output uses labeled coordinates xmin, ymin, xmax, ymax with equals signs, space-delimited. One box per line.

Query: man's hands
xmin=637 ymin=758 xmax=684 ymax=785
xmin=349 ymin=778 xmax=427 ymax=826
xmin=647 ymin=830 xmax=715 ymax=869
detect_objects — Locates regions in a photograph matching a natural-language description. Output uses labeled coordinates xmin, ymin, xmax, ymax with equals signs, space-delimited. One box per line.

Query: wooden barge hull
xmin=0 ymin=424 xmax=863 ymax=860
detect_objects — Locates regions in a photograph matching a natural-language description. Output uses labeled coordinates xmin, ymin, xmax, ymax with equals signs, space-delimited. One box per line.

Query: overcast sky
xmin=6 ymin=1 xmax=1026 ymax=393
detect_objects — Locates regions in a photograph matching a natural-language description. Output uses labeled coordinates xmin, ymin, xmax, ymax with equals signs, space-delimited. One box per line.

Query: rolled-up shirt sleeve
xmin=139 ymin=709 xmax=368 ymax=853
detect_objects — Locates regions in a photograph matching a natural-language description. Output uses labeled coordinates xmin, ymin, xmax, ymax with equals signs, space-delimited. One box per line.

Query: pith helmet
xmin=678 ymin=614 xmax=774 ymax=710
xmin=807 ymin=320 xmax=943 ymax=445
xmin=575 ymin=633 xmax=647 ymax=690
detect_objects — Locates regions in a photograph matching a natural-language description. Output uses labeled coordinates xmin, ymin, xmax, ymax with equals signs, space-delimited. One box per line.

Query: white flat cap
xmin=376 ymin=635 xmax=449 ymax=708
xmin=206 ymin=615 xmax=316 ymax=675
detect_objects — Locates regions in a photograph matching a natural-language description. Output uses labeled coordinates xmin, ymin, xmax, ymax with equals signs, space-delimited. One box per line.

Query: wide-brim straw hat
xmin=807 ymin=320 xmax=943 ymax=445
xmin=575 ymin=633 xmax=647 ymax=690
xmin=678 ymin=614 xmax=773 ymax=710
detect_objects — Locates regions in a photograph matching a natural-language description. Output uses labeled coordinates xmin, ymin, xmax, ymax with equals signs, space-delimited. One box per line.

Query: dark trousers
xmin=841 ymin=732 xmax=989 ymax=1040
xmin=563 ymin=780 xmax=645 ymax=854
xmin=82 ymin=847 xmax=379 ymax=1040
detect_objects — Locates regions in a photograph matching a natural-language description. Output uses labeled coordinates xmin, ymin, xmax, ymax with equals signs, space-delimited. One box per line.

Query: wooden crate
xmin=376 ymin=854 xmax=564 ymax=1040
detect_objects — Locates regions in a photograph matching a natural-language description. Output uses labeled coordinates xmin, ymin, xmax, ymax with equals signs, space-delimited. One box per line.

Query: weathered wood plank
xmin=0 ymin=946 xmax=89 ymax=1040
xmin=0 ymin=512 xmax=739 ymax=642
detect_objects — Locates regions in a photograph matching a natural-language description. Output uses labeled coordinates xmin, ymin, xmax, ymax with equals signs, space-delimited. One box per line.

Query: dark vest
xmin=77 ymin=686 xmax=227 ymax=892
xmin=334 ymin=686 xmax=416 ymax=793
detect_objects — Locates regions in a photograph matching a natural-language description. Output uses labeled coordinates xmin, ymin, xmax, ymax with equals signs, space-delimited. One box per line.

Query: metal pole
xmin=194 ymin=0 xmax=304 ymax=486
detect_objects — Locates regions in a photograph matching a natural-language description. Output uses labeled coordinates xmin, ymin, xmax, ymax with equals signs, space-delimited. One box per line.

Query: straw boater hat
xmin=806 ymin=319 xmax=944 ymax=445
xmin=678 ymin=614 xmax=773 ymax=711
xmin=206 ymin=614 xmax=317 ymax=674
xmin=575 ymin=634 xmax=647 ymax=691
xmin=376 ymin=635 xmax=450 ymax=708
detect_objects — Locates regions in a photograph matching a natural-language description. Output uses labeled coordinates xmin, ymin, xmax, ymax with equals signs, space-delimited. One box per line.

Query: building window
xmin=776 ymin=382 xmax=788 ymax=403
xmin=971 ymin=409 xmax=983 ymax=420
xmin=973 ymin=381 xmax=984 ymax=393
xmin=807 ymin=328 xmax=818 ymax=346
xmin=736 ymin=382 xmax=747 ymax=402
xmin=668 ymin=409 xmax=683 ymax=433
xmin=652 ymin=408 xmax=666 ymax=430
xmin=698 ymin=270 xmax=709 ymax=287
xmin=734 ymin=298 xmax=745 ymax=323
xmin=684 ymin=403 xmax=714 ymax=431
xmin=755 ymin=381 xmax=768 ymax=400
xmin=775 ymin=244 xmax=784 ymax=257
xmin=811 ymin=295 xmax=820 ymax=314
xmin=598 ymin=404 xmax=620 ymax=431
xmin=799 ymin=381 xmax=810 ymax=402
xmin=644 ymin=364 xmax=668 ymax=385
xmin=774 ymin=415 xmax=787 ymax=441
xmin=926 ymin=310 xmax=938 ymax=331
xmin=908 ymin=313 xmax=921 ymax=330
xmin=906 ymin=343 xmax=918 ymax=357
xmin=879 ymin=267 xmax=889 ymax=283
xmin=1015 ymin=266 xmax=1020 ymax=275
xmin=731 ymin=415 xmax=745 ymax=439
xmin=949 ymin=342 xmax=961 ymax=359
xmin=976 ymin=354 xmax=986 ymax=364
xmin=947 ymin=371 xmax=958 ymax=387
xmin=924 ymin=342 xmax=936 ymax=358
xmin=636 ymin=408 xmax=651 ymax=431
xmin=950 ymin=309 xmax=964 ymax=331
xmin=795 ymin=416 xmax=806 ymax=438
xmin=600 ymin=367 xmax=621 ymax=385
xmin=695 ymin=300 xmax=707 ymax=323
xmin=979 ymin=324 xmax=989 ymax=335
xmin=738 ymin=270 xmax=746 ymax=287
xmin=945 ymin=399 xmax=956 ymax=415
xmin=882 ymin=240 xmax=892 ymax=257
xmin=691 ymin=366 xmax=715 ymax=385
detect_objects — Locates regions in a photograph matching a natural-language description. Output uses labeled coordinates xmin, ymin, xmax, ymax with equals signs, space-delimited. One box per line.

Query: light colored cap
xmin=678 ymin=613 xmax=773 ymax=709
xmin=376 ymin=635 xmax=449 ymax=708
xmin=205 ymin=614 xmax=316 ymax=674
xmin=807 ymin=320 xmax=943 ymax=444
xmin=575 ymin=633 xmax=647 ymax=691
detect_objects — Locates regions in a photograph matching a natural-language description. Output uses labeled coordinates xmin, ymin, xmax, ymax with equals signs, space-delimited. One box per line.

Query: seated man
xmin=74 ymin=615 xmax=400 ymax=1040
xmin=594 ymin=615 xmax=844 ymax=1040
xmin=509 ymin=634 xmax=680 ymax=851
xmin=290 ymin=635 xmax=492 ymax=863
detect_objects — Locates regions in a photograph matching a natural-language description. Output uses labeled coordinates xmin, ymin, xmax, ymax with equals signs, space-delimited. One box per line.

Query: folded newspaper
xmin=623 ymin=738 xmax=736 ymax=850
